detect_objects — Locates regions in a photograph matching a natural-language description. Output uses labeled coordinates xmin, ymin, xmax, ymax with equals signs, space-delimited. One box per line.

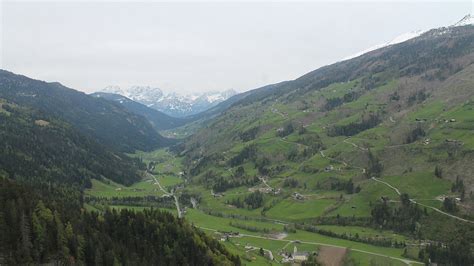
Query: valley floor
xmin=84 ymin=148 xmax=439 ymax=266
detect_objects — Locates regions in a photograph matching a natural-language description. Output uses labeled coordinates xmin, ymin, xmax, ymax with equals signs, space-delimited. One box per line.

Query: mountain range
xmin=100 ymin=85 xmax=237 ymax=117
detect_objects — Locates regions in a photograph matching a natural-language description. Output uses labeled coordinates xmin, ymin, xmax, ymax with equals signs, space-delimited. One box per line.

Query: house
xmin=293 ymin=246 xmax=309 ymax=262
xmin=325 ymin=165 xmax=334 ymax=172
xmin=264 ymin=250 xmax=274 ymax=261
xmin=293 ymin=252 xmax=309 ymax=262
xmin=272 ymin=188 xmax=282 ymax=195
xmin=293 ymin=192 xmax=305 ymax=200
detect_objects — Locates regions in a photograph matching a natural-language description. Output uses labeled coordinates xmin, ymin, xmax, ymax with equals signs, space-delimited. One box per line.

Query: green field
xmin=85 ymin=178 xmax=163 ymax=198
xmin=265 ymin=198 xmax=336 ymax=220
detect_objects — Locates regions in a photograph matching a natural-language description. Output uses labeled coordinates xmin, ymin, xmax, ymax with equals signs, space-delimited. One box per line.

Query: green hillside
xmin=157 ymin=25 xmax=474 ymax=264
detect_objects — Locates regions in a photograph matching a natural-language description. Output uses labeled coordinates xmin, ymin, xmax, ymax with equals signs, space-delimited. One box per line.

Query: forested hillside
xmin=0 ymin=83 xmax=241 ymax=265
xmin=0 ymin=70 xmax=170 ymax=152
xmin=0 ymin=99 xmax=144 ymax=187
xmin=0 ymin=178 xmax=240 ymax=265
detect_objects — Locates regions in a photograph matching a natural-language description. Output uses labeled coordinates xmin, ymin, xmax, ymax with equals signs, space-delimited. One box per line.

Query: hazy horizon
xmin=1 ymin=1 xmax=472 ymax=94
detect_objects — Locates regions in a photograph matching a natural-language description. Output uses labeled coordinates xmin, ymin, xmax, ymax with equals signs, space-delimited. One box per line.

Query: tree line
xmin=0 ymin=178 xmax=240 ymax=265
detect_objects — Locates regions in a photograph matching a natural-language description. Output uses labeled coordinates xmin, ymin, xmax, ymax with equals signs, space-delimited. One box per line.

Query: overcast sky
xmin=1 ymin=1 xmax=472 ymax=94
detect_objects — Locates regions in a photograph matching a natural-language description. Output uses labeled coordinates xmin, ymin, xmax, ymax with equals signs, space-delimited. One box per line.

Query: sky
xmin=0 ymin=1 xmax=472 ymax=94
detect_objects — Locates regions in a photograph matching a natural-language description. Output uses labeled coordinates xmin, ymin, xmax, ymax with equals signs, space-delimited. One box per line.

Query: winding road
xmin=343 ymin=138 xmax=368 ymax=151
xmin=371 ymin=177 xmax=474 ymax=224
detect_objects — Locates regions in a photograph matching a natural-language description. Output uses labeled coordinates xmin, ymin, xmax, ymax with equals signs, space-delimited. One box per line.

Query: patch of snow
xmin=97 ymin=86 xmax=237 ymax=116
xmin=342 ymin=29 xmax=425 ymax=61
xmin=342 ymin=14 xmax=473 ymax=62
xmin=451 ymin=14 xmax=474 ymax=27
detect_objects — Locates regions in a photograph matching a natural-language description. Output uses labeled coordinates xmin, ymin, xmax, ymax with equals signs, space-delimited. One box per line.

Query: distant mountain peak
xmin=98 ymin=86 xmax=237 ymax=117
xmin=452 ymin=14 xmax=473 ymax=27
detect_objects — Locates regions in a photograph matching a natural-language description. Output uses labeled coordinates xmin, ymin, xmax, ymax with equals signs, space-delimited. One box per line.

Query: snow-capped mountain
xmin=343 ymin=14 xmax=473 ymax=61
xmin=342 ymin=29 xmax=426 ymax=61
xmin=452 ymin=14 xmax=474 ymax=27
xmin=100 ymin=86 xmax=237 ymax=117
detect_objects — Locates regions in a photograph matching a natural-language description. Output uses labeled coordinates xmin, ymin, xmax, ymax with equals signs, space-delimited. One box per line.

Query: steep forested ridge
xmin=0 ymin=70 xmax=170 ymax=152
xmin=0 ymin=100 xmax=144 ymax=187
xmin=0 ymin=178 xmax=240 ymax=265
xmin=0 ymin=74 xmax=240 ymax=264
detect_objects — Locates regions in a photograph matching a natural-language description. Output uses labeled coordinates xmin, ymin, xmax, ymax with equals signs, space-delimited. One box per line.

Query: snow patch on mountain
xmin=452 ymin=14 xmax=474 ymax=27
xmin=342 ymin=14 xmax=473 ymax=62
xmin=342 ymin=30 xmax=425 ymax=61
xmin=99 ymin=86 xmax=237 ymax=117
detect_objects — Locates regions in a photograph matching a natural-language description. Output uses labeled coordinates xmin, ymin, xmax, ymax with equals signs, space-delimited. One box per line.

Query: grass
xmin=132 ymin=148 xmax=183 ymax=174
xmin=158 ymin=175 xmax=183 ymax=188
xmin=383 ymin=172 xmax=451 ymax=199
xmin=265 ymin=198 xmax=336 ymax=220
xmin=334 ymin=180 xmax=400 ymax=217
xmin=316 ymin=225 xmax=408 ymax=242
xmin=185 ymin=209 xmax=412 ymax=262
xmin=348 ymin=250 xmax=407 ymax=266
xmin=85 ymin=178 xmax=164 ymax=198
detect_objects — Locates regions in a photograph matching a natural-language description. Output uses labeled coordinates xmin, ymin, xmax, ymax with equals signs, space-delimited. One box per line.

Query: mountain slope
xmin=0 ymin=173 xmax=240 ymax=265
xmin=91 ymin=92 xmax=188 ymax=130
xmin=0 ymin=99 xmax=144 ymax=187
xmin=0 ymin=70 xmax=170 ymax=152
xmin=168 ymin=23 xmax=474 ymax=264
xmin=0 ymin=78 xmax=240 ymax=266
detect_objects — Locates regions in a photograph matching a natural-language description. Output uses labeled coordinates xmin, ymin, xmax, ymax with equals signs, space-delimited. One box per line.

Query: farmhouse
xmin=293 ymin=246 xmax=310 ymax=262
xmin=293 ymin=251 xmax=310 ymax=262
xmin=292 ymin=192 xmax=305 ymax=200
xmin=325 ymin=165 xmax=334 ymax=172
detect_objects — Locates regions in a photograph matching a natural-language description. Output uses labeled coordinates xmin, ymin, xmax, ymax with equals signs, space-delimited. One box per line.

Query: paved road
xmin=371 ymin=177 xmax=474 ymax=224
xmin=147 ymin=172 xmax=182 ymax=218
xmin=197 ymin=226 xmax=422 ymax=265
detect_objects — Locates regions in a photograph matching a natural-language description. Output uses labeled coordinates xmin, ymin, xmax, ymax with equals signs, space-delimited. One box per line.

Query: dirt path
xmin=371 ymin=177 xmax=401 ymax=195
xmin=259 ymin=176 xmax=273 ymax=190
xmin=317 ymin=246 xmax=347 ymax=266
xmin=371 ymin=177 xmax=474 ymax=224
xmin=343 ymin=138 xmax=368 ymax=151
xmin=279 ymin=138 xmax=307 ymax=148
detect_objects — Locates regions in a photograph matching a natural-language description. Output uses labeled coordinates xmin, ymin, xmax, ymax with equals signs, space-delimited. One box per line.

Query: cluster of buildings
xmin=280 ymin=246 xmax=315 ymax=263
